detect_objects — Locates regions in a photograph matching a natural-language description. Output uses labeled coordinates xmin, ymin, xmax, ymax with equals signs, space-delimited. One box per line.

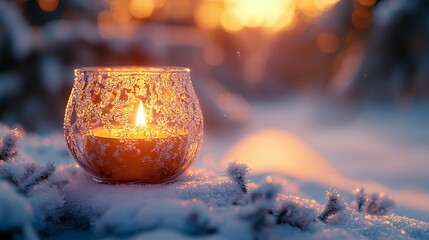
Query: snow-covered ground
xmin=199 ymin=96 xmax=429 ymax=222
xmin=1 ymin=96 xmax=428 ymax=239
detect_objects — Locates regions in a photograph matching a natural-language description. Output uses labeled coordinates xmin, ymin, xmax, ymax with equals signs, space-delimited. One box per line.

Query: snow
xmin=0 ymin=181 xmax=33 ymax=231
xmin=0 ymin=97 xmax=429 ymax=239
xmin=200 ymin=97 xmax=429 ymax=221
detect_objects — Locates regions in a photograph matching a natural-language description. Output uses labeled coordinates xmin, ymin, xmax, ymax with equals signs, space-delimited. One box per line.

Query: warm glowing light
xmin=110 ymin=0 xmax=132 ymax=22
xmin=154 ymin=0 xmax=166 ymax=8
xmin=38 ymin=0 xmax=59 ymax=12
xmin=359 ymin=0 xmax=376 ymax=7
xmin=195 ymin=1 xmax=222 ymax=29
xmin=222 ymin=128 xmax=339 ymax=182
xmin=220 ymin=9 xmax=243 ymax=31
xmin=298 ymin=0 xmax=339 ymax=23
xmin=130 ymin=0 xmax=155 ymax=19
xmin=97 ymin=10 xmax=139 ymax=39
xmin=165 ymin=0 xmax=192 ymax=21
xmin=222 ymin=0 xmax=295 ymax=31
xmin=316 ymin=32 xmax=339 ymax=53
xmin=298 ymin=0 xmax=321 ymax=18
xmin=135 ymin=100 xmax=147 ymax=127
xmin=313 ymin=0 xmax=340 ymax=12
xmin=352 ymin=8 xmax=371 ymax=29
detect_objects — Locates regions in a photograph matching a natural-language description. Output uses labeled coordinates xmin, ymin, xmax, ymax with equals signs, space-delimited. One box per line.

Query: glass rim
xmin=75 ymin=66 xmax=191 ymax=73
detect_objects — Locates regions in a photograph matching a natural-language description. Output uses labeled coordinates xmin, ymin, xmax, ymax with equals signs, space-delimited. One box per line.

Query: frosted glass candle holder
xmin=64 ymin=66 xmax=204 ymax=184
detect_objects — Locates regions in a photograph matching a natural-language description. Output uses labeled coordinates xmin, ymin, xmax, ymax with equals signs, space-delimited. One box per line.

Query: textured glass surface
xmin=64 ymin=66 xmax=203 ymax=183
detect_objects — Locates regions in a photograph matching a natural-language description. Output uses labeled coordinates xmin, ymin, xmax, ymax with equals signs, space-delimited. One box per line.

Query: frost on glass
xmin=64 ymin=67 xmax=204 ymax=183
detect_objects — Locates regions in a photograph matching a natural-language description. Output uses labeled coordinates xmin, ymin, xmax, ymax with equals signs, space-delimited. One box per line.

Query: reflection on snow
xmin=218 ymin=127 xmax=429 ymax=219
xmin=222 ymin=128 xmax=338 ymax=182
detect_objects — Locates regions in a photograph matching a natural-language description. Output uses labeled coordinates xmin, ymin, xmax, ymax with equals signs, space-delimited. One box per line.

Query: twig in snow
xmin=317 ymin=187 xmax=345 ymax=223
xmin=250 ymin=182 xmax=280 ymax=203
xmin=226 ymin=162 xmax=249 ymax=194
xmin=366 ymin=193 xmax=395 ymax=216
xmin=355 ymin=187 xmax=366 ymax=212
xmin=0 ymin=129 xmax=23 ymax=162
xmin=277 ymin=201 xmax=317 ymax=230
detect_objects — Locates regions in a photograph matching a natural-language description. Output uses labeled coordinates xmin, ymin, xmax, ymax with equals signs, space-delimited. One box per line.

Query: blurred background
xmin=1 ymin=0 xmax=429 ymax=220
xmin=1 ymin=0 xmax=428 ymax=132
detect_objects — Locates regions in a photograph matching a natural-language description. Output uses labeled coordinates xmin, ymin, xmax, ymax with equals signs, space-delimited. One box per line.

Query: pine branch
xmin=0 ymin=167 xmax=20 ymax=188
xmin=18 ymin=163 xmax=56 ymax=195
xmin=21 ymin=163 xmax=37 ymax=184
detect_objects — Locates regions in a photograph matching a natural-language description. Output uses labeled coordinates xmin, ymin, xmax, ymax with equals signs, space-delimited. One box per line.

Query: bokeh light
xmin=130 ymin=0 xmax=155 ymax=19
xmin=359 ymin=0 xmax=376 ymax=7
xmin=317 ymin=32 xmax=339 ymax=53
xmin=352 ymin=8 xmax=371 ymax=29
xmin=222 ymin=0 xmax=295 ymax=31
xmin=38 ymin=0 xmax=59 ymax=12
xmin=195 ymin=1 xmax=223 ymax=29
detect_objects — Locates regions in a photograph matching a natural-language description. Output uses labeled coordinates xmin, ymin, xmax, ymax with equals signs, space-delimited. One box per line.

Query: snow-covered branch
xmin=0 ymin=129 xmax=23 ymax=162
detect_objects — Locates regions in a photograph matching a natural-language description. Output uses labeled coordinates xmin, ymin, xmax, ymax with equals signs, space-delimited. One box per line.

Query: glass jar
xmin=64 ymin=66 xmax=203 ymax=183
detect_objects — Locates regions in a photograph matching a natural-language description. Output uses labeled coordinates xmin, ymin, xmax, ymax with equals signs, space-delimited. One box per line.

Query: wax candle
xmin=83 ymin=101 xmax=190 ymax=183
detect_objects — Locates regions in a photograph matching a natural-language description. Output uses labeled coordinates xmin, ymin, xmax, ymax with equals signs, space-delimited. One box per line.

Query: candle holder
xmin=64 ymin=66 xmax=203 ymax=184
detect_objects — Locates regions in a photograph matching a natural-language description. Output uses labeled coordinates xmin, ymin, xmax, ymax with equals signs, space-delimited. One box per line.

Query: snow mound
xmin=0 ymin=125 xmax=428 ymax=239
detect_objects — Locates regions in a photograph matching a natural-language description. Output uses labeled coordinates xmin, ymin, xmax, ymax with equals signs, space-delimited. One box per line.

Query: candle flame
xmin=135 ymin=100 xmax=147 ymax=127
